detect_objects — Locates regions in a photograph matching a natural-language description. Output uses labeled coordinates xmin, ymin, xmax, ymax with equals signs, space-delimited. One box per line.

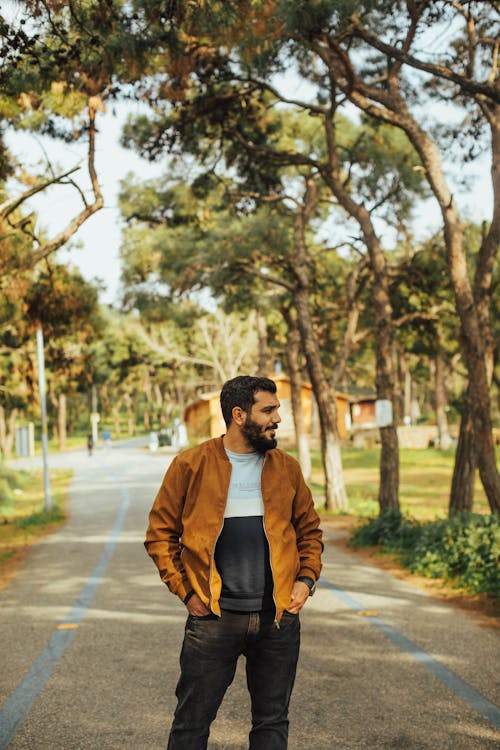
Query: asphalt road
xmin=0 ymin=441 xmax=499 ymax=750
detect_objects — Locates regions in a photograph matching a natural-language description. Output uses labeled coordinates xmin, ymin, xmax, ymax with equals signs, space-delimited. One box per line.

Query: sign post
xmin=36 ymin=327 xmax=52 ymax=512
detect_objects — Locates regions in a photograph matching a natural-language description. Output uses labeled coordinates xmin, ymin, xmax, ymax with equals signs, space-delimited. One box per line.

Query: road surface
xmin=1 ymin=441 xmax=499 ymax=749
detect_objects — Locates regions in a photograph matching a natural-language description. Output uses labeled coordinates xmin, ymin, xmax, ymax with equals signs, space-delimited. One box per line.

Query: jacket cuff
xmin=298 ymin=567 xmax=317 ymax=583
xmin=162 ymin=571 xmax=192 ymax=603
xmin=174 ymin=577 xmax=193 ymax=603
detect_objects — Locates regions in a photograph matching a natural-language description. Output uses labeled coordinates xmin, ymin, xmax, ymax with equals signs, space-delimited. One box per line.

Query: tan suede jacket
xmin=144 ymin=437 xmax=323 ymax=623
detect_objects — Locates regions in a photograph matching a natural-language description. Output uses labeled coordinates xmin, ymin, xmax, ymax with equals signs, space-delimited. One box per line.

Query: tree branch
xmin=26 ymin=99 xmax=104 ymax=269
xmin=0 ymin=165 xmax=81 ymax=221
xmin=350 ymin=19 xmax=500 ymax=104
xmin=229 ymin=260 xmax=294 ymax=292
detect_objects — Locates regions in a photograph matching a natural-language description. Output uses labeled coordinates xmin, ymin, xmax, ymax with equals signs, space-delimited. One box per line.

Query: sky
xmin=5 ymin=92 xmax=494 ymax=307
xmin=6 ymin=101 xmax=166 ymax=305
xmin=2 ymin=0 xmax=494 ymax=308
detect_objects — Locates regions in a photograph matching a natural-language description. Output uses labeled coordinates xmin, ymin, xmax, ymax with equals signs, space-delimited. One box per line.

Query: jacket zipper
xmin=261 ymin=454 xmax=280 ymax=629
xmin=209 ymin=521 xmax=225 ymax=614
xmin=209 ymin=462 xmax=232 ymax=614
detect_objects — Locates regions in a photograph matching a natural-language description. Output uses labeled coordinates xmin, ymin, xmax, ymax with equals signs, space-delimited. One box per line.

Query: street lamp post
xmin=36 ymin=326 xmax=52 ymax=512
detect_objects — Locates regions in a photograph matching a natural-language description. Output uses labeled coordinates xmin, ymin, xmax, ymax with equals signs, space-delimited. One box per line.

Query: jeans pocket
xmin=188 ymin=613 xmax=217 ymax=621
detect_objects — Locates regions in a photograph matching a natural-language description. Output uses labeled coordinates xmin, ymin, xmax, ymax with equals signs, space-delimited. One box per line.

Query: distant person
xmin=102 ymin=429 xmax=112 ymax=447
xmin=87 ymin=433 xmax=94 ymax=456
xmin=145 ymin=375 xmax=323 ymax=750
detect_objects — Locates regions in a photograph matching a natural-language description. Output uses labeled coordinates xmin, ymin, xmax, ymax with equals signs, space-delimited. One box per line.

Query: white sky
xmin=5 ymin=95 xmax=493 ymax=306
xmin=6 ymin=101 xmax=166 ymax=305
xmin=2 ymin=0 xmax=494 ymax=306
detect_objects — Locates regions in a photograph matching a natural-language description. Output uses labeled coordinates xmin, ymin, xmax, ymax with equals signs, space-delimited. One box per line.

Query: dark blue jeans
xmin=167 ymin=609 xmax=300 ymax=750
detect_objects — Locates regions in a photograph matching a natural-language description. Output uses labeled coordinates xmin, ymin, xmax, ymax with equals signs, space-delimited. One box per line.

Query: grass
xmin=307 ymin=446 xmax=494 ymax=520
xmin=301 ymin=445 xmax=499 ymax=608
xmin=0 ymin=466 xmax=72 ymax=584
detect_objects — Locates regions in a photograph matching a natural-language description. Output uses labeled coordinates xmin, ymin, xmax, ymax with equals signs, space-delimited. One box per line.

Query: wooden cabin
xmin=350 ymin=395 xmax=377 ymax=429
xmin=184 ymin=374 xmax=351 ymax=442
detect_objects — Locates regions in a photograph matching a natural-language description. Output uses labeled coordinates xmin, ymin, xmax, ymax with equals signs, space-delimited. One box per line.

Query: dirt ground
xmin=320 ymin=515 xmax=500 ymax=629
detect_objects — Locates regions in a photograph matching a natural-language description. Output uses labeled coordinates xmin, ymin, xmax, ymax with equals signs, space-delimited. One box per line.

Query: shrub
xmin=0 ymin=478 xmax=13 ymax=509
xmin=14 ymin=507 xmax=65 ymax=529
xmin=0 ymin=465 xmax=30 ymax=510
xmin=352 ymin=511 xmax=500 ymax=597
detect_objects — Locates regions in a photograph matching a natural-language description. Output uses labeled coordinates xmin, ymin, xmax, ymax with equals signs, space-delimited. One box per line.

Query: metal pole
xmin=36 ymin=327 xmax=52 ymax=511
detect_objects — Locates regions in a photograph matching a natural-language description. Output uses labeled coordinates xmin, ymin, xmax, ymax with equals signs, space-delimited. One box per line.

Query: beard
xmin=242 ymin=415 xmax=278 ymax=453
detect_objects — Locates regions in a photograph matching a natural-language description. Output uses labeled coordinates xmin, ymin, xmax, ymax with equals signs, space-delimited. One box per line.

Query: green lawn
xmin=307 ymin=447 xmax=494 ymax=519
xmin=0 ymin=467 xmax=72 ymax=575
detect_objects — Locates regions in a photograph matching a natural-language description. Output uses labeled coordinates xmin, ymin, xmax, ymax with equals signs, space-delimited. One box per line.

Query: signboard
xmin=375 ymin=399 xmax=393 ymax=428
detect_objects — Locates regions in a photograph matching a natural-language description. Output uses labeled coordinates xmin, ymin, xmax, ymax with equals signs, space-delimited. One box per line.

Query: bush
xmin=0 ymin=465 xmax=30 ymax=509
xmin=14 ymin=507 xmax=65 ymax=529
xmin=0 ymin=478 xmax=13 ymax=508
xmin=352 ymin=511 xmax=500 ymax=597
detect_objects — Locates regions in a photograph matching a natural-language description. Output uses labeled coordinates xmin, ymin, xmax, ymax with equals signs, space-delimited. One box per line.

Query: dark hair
xmin=220 ymin=375 xmax=277 ymax=426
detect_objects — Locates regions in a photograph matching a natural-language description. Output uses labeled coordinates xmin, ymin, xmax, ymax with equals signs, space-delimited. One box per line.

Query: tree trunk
xmin=372 ymin=270 xmax=400 ymax=513
xmin=321 ymin=117 xmax=399 ymax=513
xmin=379 ymin=425 xmax=400 ymax=512
xmin=333 ymin=61 xmax=499 ymax=510
xmin=291 ymin=185 xmax=348 ymax=511
xmin=49 ymin=380 xmax=58 ymax=442
xmin=0 ymin=406 xmax=7 ymax=459
xmin=402 ymin=363 xmax=412 ymax=425
xmin=472 ymin=111 xmax=500 ymax=512
xmin=449 ymin=389 xmax=476 ymax=514
xmin=154 ymin=383 xmax=164 ymax=426
xmin=0 ymin=407 xmax=17 ymax=460
xmin=99 ymin=384 xmax=111 ymax=417
xmin=58 ymin=392 xmax=67 ymax=451
xmin=122 ymin=393 xmax=136 ymax=436
xmin=434 ymin=176 xmax=499 ymax=510
xmin=371 ymin=96 xmax=500 ymax=512
xmin=143 ymin=371 xmax=152 ymax=431
xmin=256 ymin=310 xmax=271 ymax=376
xmin=112 ymin=405 xmax=121 ymax=437
xmin=284 ymin=308 xmax=311 ymax=483
xmin=294 ymin=285 xmax=345 ymax=508
xmin=392 ymin=343 xmax=402 ymax=426
xmin=174 ymin=373 xmax=185 ymax=423
xmin=432 ymin=353 xmax=452 ymax=450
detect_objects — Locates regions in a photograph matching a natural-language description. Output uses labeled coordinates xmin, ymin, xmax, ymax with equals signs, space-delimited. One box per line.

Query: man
xmin=145 ymin=375 xmax=323 ymax=750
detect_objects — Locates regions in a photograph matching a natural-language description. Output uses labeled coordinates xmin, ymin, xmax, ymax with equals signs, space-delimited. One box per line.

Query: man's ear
xmin=232 ymin=406 xmax=247 ymax=426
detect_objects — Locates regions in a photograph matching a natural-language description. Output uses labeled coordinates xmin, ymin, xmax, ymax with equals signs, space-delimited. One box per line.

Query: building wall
xmin=185 ymin=378 xmax=350 ymax=442
xmin=351 ymin=400 xmax=377 ymax=428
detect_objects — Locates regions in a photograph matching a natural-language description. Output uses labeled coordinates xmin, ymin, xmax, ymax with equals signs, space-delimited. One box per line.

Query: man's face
xmin=241 ymin=390 xmax=281 ymax=453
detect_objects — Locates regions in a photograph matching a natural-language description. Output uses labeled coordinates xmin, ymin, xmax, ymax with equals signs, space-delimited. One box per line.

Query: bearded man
xmin=145 ymin=375 xmax=323 ymax=750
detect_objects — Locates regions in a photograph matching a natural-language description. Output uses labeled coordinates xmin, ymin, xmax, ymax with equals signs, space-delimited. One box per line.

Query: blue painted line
xmin=0 ymin=483 xmax=130 ymax=749
xmin=320 ymin=577 xmax=500 ymax=729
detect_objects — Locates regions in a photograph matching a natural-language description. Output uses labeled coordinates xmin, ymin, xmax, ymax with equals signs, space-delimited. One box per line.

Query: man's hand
xmin=286 ymin=580 xmax=310 ymax=614
xmin=186 ymin=592 xmax=211 ymax=617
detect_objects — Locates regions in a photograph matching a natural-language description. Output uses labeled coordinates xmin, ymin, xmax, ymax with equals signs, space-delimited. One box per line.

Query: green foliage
xmin=0 ymin=261 xmax=103 ymax=431
xmin=0 ymin=464 xmax=29 ymax=510
xmin=353 ymin=511 xmax=500 ymax=597
xmin=14 ymin=506 xmax=65 ymax=528
xmin=0 ymin=478 xmax=13 ymax=509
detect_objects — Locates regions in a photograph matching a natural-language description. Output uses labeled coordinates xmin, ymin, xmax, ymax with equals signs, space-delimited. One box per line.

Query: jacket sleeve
xmin=291 ymin=460 xmax=323 ymax=582
xmin=144 ymin=457 xmax=193 ymax=603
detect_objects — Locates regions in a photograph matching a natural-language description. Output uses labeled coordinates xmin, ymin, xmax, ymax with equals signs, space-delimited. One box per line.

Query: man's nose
xmin=274 ymin=411 xmax=281 ymax=423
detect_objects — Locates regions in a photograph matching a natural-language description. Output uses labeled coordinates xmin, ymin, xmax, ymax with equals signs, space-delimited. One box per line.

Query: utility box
xmin=16 ymin=423 xmax=35 ymax=457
